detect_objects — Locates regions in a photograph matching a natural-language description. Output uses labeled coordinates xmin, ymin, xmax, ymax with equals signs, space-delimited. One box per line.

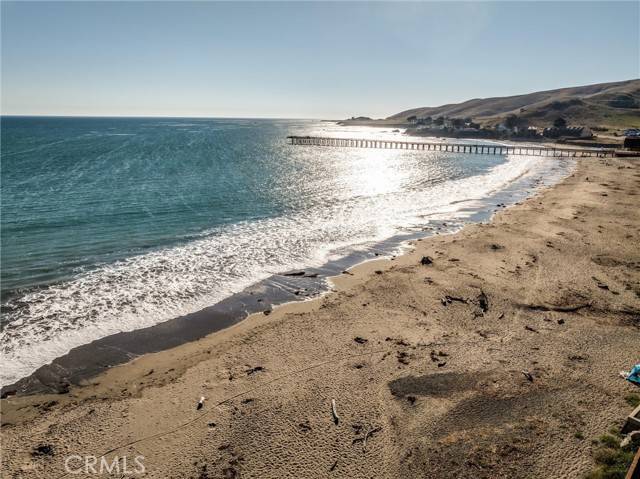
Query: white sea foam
xmin=0 ymin=150 xmax=570 ymax=385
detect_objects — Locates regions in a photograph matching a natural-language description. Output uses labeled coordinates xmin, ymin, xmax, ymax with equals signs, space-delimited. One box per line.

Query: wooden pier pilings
xmin=287 ymin=136 xmax=615 ymax=158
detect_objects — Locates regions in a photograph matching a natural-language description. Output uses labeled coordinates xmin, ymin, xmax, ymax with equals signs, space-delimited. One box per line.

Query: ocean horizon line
xmin=0 ymin=114 xmax=336 ymax=121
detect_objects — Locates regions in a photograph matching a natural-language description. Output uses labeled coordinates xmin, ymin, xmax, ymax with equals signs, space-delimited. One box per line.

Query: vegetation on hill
xmin=388 ymin=79 xmax=640 ymax=131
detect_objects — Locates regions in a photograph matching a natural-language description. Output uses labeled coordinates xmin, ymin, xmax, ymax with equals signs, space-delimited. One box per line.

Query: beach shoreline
xmin=1 ymin=143 xmax=573 ymax=396
xmin=2 ymin=156 xmax=639 ymax=478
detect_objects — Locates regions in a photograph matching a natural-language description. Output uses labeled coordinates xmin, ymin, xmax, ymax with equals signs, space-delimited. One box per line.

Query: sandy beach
xmin=2 ymin=156 xmax=639 ymax=478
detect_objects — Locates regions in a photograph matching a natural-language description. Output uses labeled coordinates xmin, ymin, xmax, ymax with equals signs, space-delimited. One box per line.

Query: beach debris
xmin=374 ymin=270 xmax=383 ymax=275
xmin=329 ymin=460 xmax=338 ymax=471
xmin=421 ymin=256 xmax=434 ymax=265
xmin=241 ymin=398 xmax=254 ymax=405
xmin=557 ymin=318 xmax=565 ymax=325
xmin=430 ymin=350 xmax=448 ymax=365
xmin=0 ymin=389 xmax=17 ymax=399
xmin=406 ymin=395 xmax=417 ymax=405
xmin=521 ymin=370 xmax=534 ymax=382
xmin=282 ymin=270 xmax=319 ymax=278
xmin=592 ymin=276 xmax=610 ymax=290
xmin=525 ymin=325 xmax=539 ymax=333
xmin=363 ymin=427 xmax=382 ymax=451
xmin=298 ymin=421 xmax=312 ymax=432
xmin=342 ymin=270 xmax=354 ymax=275
xmin=352 ymin=426 xmax=383 ymax=452
xmin=568 ymin=355 xmax=587 ymax=361
xmin=386 ymin=337 xmax=410 ymax=347
xmin=353 ymin=336 xmax=368 ymax=344
xmin=197 ymin=396 xmax=206 ymax=410
xmin=620 ymin=364 xmax=640 ymax=386
xmin=31 ymin=444 xmax=54 ymax=457
xmin=263 ymin=309 xmax=272 ymax=316
xmin=440 ymin=295 xmax=467 ymax=306
xmin=477 ymin=291 xmax=489 ymax=313
xmin=245 ymin=366 xmax=264 ymax=375
xmin=331 ymin=399 xmax=340 ymax=425
xmin=397 ymin=351 xmax=410 ymax=365
xmin=282 ymin=270 xmax=306 ymax=277
xmin=498 ymin=312 xmax=505 ymax=319
xmin=208 ymin=422 xmax=216 ymax=428
xmin=522 ymin=302 xmax=590 ymax=313
xmin=57 ymin=382 xmax=71 ymax=394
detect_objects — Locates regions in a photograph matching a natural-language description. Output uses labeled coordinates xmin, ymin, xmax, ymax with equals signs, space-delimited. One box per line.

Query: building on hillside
xmin=623 ymin=128 xmax=640 ymax=137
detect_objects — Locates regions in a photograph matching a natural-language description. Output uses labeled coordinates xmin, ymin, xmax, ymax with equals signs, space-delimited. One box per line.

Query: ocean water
xmin=1 ymin=117 xmax=568 ymax=385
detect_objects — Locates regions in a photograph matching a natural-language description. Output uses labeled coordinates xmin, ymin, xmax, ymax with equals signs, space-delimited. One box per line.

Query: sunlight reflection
xmin=343 ymin=149 xmax=407 ymax=197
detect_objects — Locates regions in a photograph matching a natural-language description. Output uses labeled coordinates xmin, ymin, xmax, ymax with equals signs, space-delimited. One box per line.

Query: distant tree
xmin=424 ymin=116 xmax=433 ymax=124
xmin=504 ymin=114 xmax=520 ymax=129
xmin=553 ymin=117 xmax=567 ymax=128
xmin=407 ymin=115 xmax=417 ymax=123
xmin=434 ymin=116 xmax=445 ymax=126
xmin=451 ymin=118 xmax=465 ymax=129
xmin=463 ymin=117 xmax=473 ymax=125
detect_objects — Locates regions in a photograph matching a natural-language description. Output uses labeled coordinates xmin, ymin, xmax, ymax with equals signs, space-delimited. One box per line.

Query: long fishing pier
xmin=287 ymin=136 xmax=615 ymax=157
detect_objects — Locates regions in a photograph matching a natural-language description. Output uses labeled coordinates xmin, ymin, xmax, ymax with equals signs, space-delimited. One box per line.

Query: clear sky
xmin=1 ymin=1 xmax=638 ymax=119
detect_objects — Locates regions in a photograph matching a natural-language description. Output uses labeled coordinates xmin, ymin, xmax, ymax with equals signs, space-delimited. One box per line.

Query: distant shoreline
xmin=334 ymin=118 xmax=624 ymax=149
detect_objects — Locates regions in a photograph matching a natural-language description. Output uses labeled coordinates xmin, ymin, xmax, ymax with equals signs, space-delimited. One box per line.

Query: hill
xmin=386 ymin=79 xmax=640 ymax=130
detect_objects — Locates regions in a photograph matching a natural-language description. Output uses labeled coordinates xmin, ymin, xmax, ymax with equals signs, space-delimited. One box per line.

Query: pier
xmin=287 ymin=136 xmax=615 ymax=157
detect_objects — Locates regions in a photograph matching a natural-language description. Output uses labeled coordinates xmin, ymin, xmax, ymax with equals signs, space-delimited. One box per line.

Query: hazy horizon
xmin=2 ymin=1 xmax=639 ymax=119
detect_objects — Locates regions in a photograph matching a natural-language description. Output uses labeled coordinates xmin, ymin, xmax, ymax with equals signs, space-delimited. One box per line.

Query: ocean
xmin=0 ymin=117 xmax=571 ymax=386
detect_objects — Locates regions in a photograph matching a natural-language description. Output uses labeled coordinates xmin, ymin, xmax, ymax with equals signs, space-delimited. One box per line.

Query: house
xmin=566 ymin=126 xmax=593 ymax=138
xmin=623 ymin=128 xmax=640 ymax=137
xmin=543 ymin=126 xmax=593 ymax=139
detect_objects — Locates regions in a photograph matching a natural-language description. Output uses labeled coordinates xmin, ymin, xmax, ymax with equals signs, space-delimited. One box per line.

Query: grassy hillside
xmin=388 ymin=79 xmax=640 ymax=130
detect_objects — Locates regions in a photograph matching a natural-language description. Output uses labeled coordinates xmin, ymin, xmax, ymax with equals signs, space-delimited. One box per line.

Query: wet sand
xmin=2 ymin=157 xmax=639 ymax=479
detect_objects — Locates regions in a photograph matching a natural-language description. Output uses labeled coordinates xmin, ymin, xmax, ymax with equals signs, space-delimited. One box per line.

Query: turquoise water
xmin=1 ymin=117 xmax=560 ymax=384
